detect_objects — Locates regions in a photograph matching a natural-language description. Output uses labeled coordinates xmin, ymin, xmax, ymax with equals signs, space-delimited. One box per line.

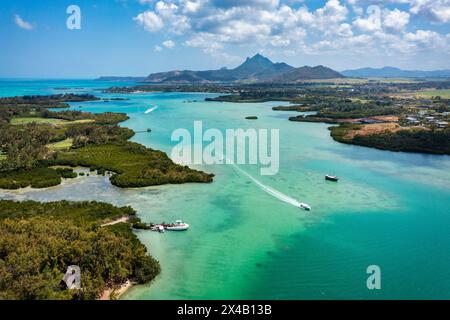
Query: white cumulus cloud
xmin=162 ymin=39 xmax=176 ymax=48
xmin=410 ymin=0 xmax=450 ymax=23
xmin=383 ymin=9 xmax=410 ymax=32
xmin=134 ymin=11 xmax=164 ymax=32
xmin=353 ymin=5 xmax=381 ymax=32
xmin=133 ymin=0 xmax=450 ymax=59
xmin=404 ymin=29 xmax=444 ymax=48
xmin=14 ymin=14 xmax=33 ymax=30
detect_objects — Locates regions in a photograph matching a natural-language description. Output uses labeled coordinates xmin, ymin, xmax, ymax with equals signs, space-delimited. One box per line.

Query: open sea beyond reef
xmin=1 ymin=79 xmax=450 ymax=299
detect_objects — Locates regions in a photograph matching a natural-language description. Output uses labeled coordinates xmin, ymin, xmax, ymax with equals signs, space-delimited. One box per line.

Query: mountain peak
xmin=241 ymin=53 xmax=273 ymax=67
xmin=230 ymin=53 xmax=292 ymax=80
xmin=142 ymin=54 xmax=342 ymax=83
xmin=250 ymin=53 xmax=267 ymax=60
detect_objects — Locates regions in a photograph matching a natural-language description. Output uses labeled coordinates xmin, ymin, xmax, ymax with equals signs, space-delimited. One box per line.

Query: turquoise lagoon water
xmin=1 ymin=80 xmax=450 ymax=299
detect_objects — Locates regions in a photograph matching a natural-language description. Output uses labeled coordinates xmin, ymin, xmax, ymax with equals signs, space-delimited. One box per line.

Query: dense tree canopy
xmin=0 ymin=200 xmax=160 ymax=300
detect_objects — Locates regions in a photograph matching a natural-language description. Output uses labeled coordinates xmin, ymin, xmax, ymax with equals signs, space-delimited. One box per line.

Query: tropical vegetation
xmin=0 ymin=200 xmax=160 ymax=300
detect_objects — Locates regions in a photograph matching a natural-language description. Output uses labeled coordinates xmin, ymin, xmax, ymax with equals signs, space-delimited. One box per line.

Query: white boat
xmin=165 ymin=220 xmax=190 ymax=231
xmin=145 ymin=105 xmax=158 ymax=114
xmin=299 ymin=203 xmax=311 ymax=211
xmin=325 ymin=174 xmax=339 ymax=182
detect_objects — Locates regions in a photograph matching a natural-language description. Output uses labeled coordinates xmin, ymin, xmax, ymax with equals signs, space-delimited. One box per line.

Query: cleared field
xmin=10 ymin=117 xmax=94 ymax=126
xmin=345 ymin=123 xmax=401 ymax=139
xmin=413 ymin=89 xmax=450 ymax=99
xmin=299 ymin=78 xmax=368 ymax=84
xmin=370 ymin=115 xmax=400 ymax=122
xmin=302 ymin=77 xmax=419 ymax=85
xmin=393 ymin=89 xmax=450 ymax=99
xmin=47 ymin=138 xmax=74 ymax=151
xmin=350 ymin=98 xmax=371 ymax=103
xmin=367 ymin=78 xmax=420 ymax=83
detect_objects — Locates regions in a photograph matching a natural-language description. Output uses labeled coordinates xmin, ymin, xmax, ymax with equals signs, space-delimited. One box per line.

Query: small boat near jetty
xmin=165 ymin=220 xmax=190 ymax=231
xmin=325 ymin=174 xmax=339 ymax=182
xmin=135 ymin=128 xmax=152 ymax=133
xmin=150 ymin=220 xmax=190 ymax=232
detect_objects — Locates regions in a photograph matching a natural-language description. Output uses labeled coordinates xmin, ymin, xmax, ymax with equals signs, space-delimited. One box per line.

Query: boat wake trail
xmin=231 ymin=163 xmax=309 ymax=209
xmin=145 ymin=106 xmax=158 ymax=114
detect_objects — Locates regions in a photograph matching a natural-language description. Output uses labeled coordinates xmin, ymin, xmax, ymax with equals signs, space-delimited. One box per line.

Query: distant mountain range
xmin=272 ymin=65 xmax=343 ymax=82
xmin=97 ymin=54 xmax=345 ymax=84
xmin=96 ymin=76 xmax=146 ymax=82
xmin=97 ymin=57 xmax=450 ymax=83
xmin=341 ymin=66 xmax=450 ymax=78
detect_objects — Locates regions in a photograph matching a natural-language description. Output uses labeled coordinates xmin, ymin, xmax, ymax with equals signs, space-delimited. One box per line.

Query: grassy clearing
xmin=47 ymin=138 xmax=73 ymax=151
xmin=10 ymin=117 xmax=94 ymax=126
xmin=413 ymin=89 xmax=450 ymax=99
xmin=299 ymin=78 xmax=368 ymax=84
xmin=392 ymin=89 xmax=450 ymax=99
xmin=349 ymin=98 xmax=370 ymax=103
xmin=305 ymin=78 xmax=419 ymax=84
xmin=367 ymin=78 xmax=420 ymax=83
xmin=0 ymin=150 xmax=6 ymax=161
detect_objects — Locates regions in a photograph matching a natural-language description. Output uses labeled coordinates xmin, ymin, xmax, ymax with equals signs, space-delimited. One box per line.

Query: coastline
xmin=0 ymin=93 xmax=210 ymax=299
xmin=100 ymin=280 xmax=134 ymax=300
xmin=1 ymin=82 xmax=450 ymax=299
xmin=278 ymin=114 xmax=450 ymax=155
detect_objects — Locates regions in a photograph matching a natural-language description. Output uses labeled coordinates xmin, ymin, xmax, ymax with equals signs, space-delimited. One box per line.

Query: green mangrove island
xmin=0 ymin=94 xmax=213 ymax=189
xmin=0 ymin=94 xmax=214 ymax=299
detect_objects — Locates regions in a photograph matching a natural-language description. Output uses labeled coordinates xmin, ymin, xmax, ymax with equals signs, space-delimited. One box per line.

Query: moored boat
xmin=165 ymin=220 xmax=190 ymax=231
xmin=325 ymin=174 xmax=339 ymax=182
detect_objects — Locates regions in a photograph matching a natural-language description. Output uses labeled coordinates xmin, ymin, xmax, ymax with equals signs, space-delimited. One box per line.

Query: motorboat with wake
xmin=299 ymin=203 xmax=311 ymax=211
xmin=145 ymin=105 xmax=158 ymax=114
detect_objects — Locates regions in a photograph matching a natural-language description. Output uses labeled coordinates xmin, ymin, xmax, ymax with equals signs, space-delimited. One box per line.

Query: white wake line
xmin=230 ymin=162 xmax=309 ymax=210
xmin=145 ymin=106 xmax=158 ymax=114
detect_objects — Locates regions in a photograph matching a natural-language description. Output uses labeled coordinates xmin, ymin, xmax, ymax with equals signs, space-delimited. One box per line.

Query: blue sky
xmin=1 ymin=0 xmax=450 ymax=78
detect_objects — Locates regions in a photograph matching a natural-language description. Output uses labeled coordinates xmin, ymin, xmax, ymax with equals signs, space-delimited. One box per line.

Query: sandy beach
xmin=100 ymin=280 xmax=134 ymax=300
